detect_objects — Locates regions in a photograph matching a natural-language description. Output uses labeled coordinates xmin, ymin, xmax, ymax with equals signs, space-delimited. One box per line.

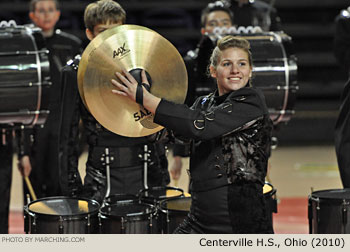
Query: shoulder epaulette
xmin=186 ymin=48 xmax=199 ymax=60
xmin=66 ymin=54 xmax=81 ymax=70
xmin=55 ymin=29 xmax=82 ymax=44
xmin=341 ymin=7 xmax=350 ymax=18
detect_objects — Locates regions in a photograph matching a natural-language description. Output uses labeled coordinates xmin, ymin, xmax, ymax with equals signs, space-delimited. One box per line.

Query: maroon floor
xmin=273 ymin=197 xmax=308 ymax=234
xmin=9 ymin=197 xmax=309 ymax=234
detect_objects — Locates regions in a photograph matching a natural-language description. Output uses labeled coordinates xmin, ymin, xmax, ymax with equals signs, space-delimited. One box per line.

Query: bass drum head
xmin=309 ymin=189 xmax=350 ymax=234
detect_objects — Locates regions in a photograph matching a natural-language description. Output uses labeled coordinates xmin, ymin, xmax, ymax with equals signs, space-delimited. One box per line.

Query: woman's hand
xmin=111 ymin=69 xmax=149 ymax=102
xmin=111 ymin=69 xmax=161 ymax=114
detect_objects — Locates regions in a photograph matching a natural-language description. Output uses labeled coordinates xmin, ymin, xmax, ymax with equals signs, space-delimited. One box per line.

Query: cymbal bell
xmin=78 ymin=25 xmax=151 ymax=108
xmin=78 ymin=25 xmax=188 ymax=137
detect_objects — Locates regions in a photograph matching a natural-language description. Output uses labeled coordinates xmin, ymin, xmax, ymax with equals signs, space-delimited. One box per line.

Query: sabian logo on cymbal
xmin=113 ymin=43 xmax=130 ymax=59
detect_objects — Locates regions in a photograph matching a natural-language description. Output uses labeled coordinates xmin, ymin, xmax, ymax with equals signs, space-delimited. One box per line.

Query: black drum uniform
xmin=19 ymin=29 xmax=82 ymax=199
xmin=334 ymin=7 xmax=350 ymax=74
xmin=59 ymin=57 xmax=170 ymax=203
xmin=0 ymin=130 xmax=13 ymax=234
xmin=334 ymin=7 xmax=350 ymax=188
xmin=335 ymin=77 xmax=350 ymax=188
xmin=154 ymin=87 xmax=274 ymax=233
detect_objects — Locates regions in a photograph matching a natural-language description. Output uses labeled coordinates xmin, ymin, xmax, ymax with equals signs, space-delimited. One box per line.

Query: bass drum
xmin=0 ymin=24 xmax=50 ymax=127
xmin=242 ymin=32 xmax=298 ymax=124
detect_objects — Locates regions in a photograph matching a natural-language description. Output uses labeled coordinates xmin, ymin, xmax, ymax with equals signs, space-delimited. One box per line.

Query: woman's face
xmin=210 ymin=47 xmax=252 ymax=96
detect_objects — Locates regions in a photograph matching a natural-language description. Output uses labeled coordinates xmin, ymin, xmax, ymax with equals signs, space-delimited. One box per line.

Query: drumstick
xmin=173 ymin=179 xmax=178 ymax=187
xmin=24 ymin=176 xmax=37 ymax=201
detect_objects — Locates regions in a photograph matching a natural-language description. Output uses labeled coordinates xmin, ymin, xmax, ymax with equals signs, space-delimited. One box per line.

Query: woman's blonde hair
xmin=209 ymin=35 xmax=253 ymax=69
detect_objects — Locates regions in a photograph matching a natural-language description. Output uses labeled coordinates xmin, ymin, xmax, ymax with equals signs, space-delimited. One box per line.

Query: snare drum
xmin=159 ymin=196 xmax=192 ymax=234
xmin=99 ymin=201 xmax=157 ymax=234
xmin=309 ymin=189 xmax=350 ymax=234
xmin=245 ymin=32 xmax=298 ymax=124
xmin=24 ymin=197 xmax=100 ymax=234
xmin=0 ymin=24 xmax=50 ymax=127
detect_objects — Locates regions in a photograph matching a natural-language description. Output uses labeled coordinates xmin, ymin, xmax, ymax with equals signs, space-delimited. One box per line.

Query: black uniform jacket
xmin=155 ymin=87 xmax=272 ymax=192
xmin=334 ymin=8 xmax=350 ymax=73
xmin=335 ymin=78 xmax=350 ymax=188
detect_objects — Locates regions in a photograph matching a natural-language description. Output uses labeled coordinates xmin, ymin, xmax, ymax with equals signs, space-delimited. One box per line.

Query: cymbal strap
xmin=136 ymin=83 xmax=144 ymax=105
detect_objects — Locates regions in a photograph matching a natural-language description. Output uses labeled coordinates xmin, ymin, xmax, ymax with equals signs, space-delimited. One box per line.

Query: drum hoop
xmin=99 ymin=202 xmax=156 ymax=220
xmin=263 ymin=182 xmax=276 ymax=196
xmin=28 ymin=31 xmax=42 ymax=126
xmin=138 ymin=186 xmax=184 ymax=200
xmin=310 ymin=189 xmax=350 ymax=203
xmin=159 ymin=197 xmax=191 ymax=214
xmin=27 ymin=196 xmax=100 ymax=217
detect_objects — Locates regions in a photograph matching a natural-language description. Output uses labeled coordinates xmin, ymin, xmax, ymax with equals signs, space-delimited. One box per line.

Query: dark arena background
xmin=1 ymin=0 xmax=349 ymax=234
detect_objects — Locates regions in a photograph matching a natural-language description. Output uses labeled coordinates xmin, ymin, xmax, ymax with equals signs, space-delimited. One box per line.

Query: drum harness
xmin=100 ymin=145 xmax=153 ymax=232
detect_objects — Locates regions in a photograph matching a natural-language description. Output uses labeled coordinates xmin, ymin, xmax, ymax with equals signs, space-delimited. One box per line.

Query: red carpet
xmin=9 ymin=197 xmax=309 ymax=234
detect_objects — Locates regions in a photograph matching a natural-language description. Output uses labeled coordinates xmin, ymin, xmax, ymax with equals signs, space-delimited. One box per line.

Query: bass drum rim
xmin=26 ymin=196 xmax=100 ymax=219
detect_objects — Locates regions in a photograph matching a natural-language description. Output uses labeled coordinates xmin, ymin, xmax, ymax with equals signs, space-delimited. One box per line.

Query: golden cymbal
xmin=78 ymin=25 xmax=151 ymax=108
xmin=78 ymin=25 xmax=187 ymax=137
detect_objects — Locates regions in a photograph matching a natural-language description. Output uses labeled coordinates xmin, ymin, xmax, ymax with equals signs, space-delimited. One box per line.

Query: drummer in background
xmin=111 ymin=35 xmax=274 ymax=233
xmin=58 ymin=0 xmax=170 ymax=203
xmin=17 ymin=0 xmax=82 ymax=199
xmin=334 ymin=6 xmax=350 ymax=188
xmin=227 ymin=0 xmax=282 ymax=31
xmin=170 ymin=1 xmax=234 ymax=182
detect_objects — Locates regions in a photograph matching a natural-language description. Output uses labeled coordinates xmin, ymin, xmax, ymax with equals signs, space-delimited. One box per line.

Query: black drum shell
xmin=309 ymin=189 xmax=350 ymax=234
xmin=24 ymin=196 xmax=100 ymax=234
xmin=99 ymin=201 xmax=157 ymax=234
xmin=159 ymin=196 xmax=192 ymax=234
xmin=0 ymin=25 xmax=50 ymax=127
